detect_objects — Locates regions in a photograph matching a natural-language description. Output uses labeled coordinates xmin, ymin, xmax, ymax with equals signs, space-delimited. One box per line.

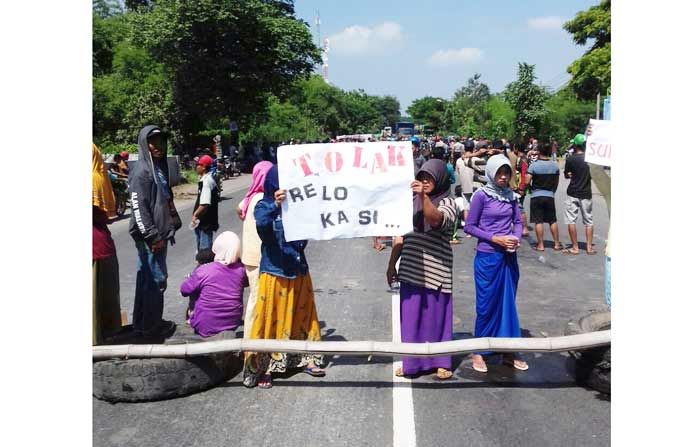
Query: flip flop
xmin=553 ymin=245 xmax=563 ymax=251
xmin=533 ymin=247 xmax=545 ymax=252
xmin=395 ymin=367 xmax=404 ymax=377
xmin=436 ymin=368 xmax=453 ymax=380
xmin=586 ymin=249 xmax=598 ymax=255
xmin=503 ymin=358 xmax=529 ymax=371
xmin=303 ymin=366 xmax=326 ymax=377
xmin=257 ymin=374 xmax=272 ymax=389
xmin=561 ymin=248 xmax=580 ymax=255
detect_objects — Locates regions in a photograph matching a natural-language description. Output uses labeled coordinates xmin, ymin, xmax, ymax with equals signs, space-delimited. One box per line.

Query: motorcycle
xmin=223 ymin=151 xmax=242 ymax=178
xmin=109 ymin=174 xmax=130 ymax=217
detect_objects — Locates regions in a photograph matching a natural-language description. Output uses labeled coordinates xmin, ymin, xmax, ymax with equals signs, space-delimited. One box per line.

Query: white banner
xmin=277 ymin=142 xmax=415 ymax=241
xmin=585 ymin=119 xmax=612 ymax=167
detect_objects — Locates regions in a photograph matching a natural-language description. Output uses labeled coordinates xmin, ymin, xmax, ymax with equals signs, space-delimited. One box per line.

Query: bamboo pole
xmin=93 ymin=331 xmax=610 ymax=360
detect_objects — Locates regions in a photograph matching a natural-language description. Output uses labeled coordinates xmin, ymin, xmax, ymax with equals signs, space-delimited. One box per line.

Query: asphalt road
xmin=94 ymin=169 xmax=610 ymax=447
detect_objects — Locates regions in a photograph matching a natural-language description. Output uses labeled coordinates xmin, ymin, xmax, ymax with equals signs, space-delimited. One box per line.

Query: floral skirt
xmin=243 ymin=272 xmax=323 ymax=385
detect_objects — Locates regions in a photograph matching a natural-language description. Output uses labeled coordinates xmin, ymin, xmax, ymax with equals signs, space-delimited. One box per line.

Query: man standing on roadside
xmin=411 ymin=136 xmax=426 ymax=174
xmin=191 ymin=154 xmax=219 ymax=254
xmin=128 ymin=125 xmax=182 ymax=337
xmin=562 ymin=134 xmax=595 ymax=255
xmin=526 ymin=143 xmax=562 ymax=251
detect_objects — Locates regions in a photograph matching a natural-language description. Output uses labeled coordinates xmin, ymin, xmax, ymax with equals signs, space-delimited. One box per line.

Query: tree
xmin=374 ymin=96 xmax=401 ymax=129
xmin=504 ymin=62 xmax=549 ymax=141
xmin=540 ymin=87 xmax=596 ymax=148
xmin=563 ymin=0 xmax=611 ymax=100
xmin=131 ymin=0 xmax=321 ymax=145
xmin=406 ymin=97 xmax=447 ymax=130
xmin=93 ymin=0 xmax=122 ymax=18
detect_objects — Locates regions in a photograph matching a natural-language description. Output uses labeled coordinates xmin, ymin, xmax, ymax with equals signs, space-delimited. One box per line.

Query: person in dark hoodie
xmin=128 ymin=125 xmax=182 ymax=337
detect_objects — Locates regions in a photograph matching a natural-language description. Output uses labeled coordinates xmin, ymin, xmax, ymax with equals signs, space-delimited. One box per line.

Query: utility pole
xmin=596 ymin=92 xmax=601 ymax=119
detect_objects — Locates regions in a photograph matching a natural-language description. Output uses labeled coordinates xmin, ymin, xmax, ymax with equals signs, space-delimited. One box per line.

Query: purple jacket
xmin=464 ymin=190 xmax=522 ymax=253
xmin=180 ymin=261 xmax=248 ymax=337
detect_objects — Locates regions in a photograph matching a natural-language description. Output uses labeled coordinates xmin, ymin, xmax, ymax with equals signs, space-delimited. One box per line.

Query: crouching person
xmin=180 ymin=232 xmax=247 ymax=337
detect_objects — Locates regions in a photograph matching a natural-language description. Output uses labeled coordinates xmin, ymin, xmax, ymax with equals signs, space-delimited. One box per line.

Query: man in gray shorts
xmin=563 ymin=134 xmax=595 ymax=255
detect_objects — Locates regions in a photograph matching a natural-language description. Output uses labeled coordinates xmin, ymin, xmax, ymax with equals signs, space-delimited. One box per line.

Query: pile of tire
xmin=565 ymin=309 xmax=611 ymax=395
xmin=93 ymin=326 xmax=242 ymax=403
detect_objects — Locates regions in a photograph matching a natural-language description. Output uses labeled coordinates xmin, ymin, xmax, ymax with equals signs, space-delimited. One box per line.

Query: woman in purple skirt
xmin=386 ymin=159 xmax=457 ymax=379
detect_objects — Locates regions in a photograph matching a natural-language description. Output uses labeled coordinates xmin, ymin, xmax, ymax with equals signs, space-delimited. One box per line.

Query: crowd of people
xmin=92 ymin=123 xmax=598 ymax=387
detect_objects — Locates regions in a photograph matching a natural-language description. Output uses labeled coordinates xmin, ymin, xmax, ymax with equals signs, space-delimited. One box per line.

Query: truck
xmin=395 ymin=121 xmax=415 ymax=138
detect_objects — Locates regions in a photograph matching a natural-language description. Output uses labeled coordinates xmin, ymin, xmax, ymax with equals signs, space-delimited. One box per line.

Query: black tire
xmin=565 ymin=309 xmax=611 ymax=394
xmin=93 ymin=327 xmax=242 ymax=403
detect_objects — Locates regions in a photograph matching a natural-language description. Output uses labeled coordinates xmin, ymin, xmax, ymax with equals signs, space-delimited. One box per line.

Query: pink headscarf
xmin=240 ymin=161 xmax=273 ymax=219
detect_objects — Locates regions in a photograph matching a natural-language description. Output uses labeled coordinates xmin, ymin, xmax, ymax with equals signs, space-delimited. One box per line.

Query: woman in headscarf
xmin=180 ymin=231 xmax=248 ymax=337
xmin=386 ymin=159 xmax=458 ymax=379
xmin=93 ymin=143 xmax=122 ymax=345
xmin=235 ymin=160 xmax=273 ymax=339
xmin=464 ymin=155 xmax=529 ymax=373
xmin=242 ymin=165 xmax=324 ymax=389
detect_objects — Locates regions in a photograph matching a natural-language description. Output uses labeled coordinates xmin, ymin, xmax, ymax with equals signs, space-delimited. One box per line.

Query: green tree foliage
xmin=442 ymin=73 xmax=492 ymax=135
xmin=564 ymin=0 xmax=611 ymax=100
xmin=540 ymin=87 xmax=596 ymax=148
xmin=93 ymin=0 xmax=122 ymax=18
xmin=406 ymin=97 xmax=447 ymax=130
xmin=245 ymin=75 xmax=402 ymax=143
xmin=130 ymin=0 xmax=321 ymax=144
xmin=93 ymin=41 xmax=173 ymax=147
xmin=504 ymin=63 xmax=550 ymax=140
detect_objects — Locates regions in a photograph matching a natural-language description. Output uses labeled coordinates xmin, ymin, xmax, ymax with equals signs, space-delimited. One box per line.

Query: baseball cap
xmin=571 ymin=134 xmax=586 ymax=146
xmin=197 ymin=155 xmax=213 ymax=168
xmin=119 ymin=151 xmax=130 ymax=159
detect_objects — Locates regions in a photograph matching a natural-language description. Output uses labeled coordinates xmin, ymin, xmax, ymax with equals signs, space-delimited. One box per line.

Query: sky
xmin=294 ymin=0 xmax=600 ymax=113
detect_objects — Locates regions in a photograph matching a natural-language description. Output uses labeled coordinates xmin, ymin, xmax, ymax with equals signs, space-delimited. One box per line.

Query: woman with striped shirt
xmin=386 ymin=159 xmax=457 ymax=380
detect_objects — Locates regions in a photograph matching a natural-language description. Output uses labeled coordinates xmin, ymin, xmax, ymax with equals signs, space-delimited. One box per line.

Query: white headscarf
xmin=479 ymin=155 xmax=519 ymax=202
xmin=212 ymin=231 xmax=241 ymax=265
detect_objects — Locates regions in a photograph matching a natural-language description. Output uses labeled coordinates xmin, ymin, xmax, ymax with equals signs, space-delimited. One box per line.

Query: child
xmin=180 ymin=232 xmax=248 ymax=337
xmin=184 ymin=248 xmax=215 ymax=324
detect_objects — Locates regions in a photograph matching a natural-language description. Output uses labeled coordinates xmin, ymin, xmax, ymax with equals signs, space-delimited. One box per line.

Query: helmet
xmin=571 ymin=133 xmax=586 ymax=146
xmin=410 ymin=136 xmax=421 ymax=146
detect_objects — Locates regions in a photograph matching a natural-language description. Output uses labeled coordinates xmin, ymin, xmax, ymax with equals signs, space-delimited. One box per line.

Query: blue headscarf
xmin=262 ymin=164 xmax=279 ymax=204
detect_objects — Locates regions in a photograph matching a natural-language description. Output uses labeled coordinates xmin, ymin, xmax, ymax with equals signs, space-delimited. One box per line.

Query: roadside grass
xmin=181 ymin=168 xmax=199 ymax=184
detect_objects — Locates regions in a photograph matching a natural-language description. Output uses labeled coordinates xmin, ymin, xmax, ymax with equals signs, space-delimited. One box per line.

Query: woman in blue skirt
xmin=464 ymin=155 xmax=529 ymax=373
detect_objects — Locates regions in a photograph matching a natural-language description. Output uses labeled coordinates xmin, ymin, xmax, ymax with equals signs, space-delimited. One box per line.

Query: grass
xmin=181 ymin=168 xmax=199 ymax=185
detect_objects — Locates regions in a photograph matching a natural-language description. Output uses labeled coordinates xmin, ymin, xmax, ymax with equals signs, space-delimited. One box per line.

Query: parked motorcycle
xmin=110 ymin=175 xmax=130 ymax=217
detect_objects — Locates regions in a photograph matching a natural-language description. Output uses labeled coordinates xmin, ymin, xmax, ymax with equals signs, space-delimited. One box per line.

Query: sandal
xmin=561 ymin=248 xmax=580 ymax=255
xmin=302 ymin=366 xmax=326 ymax=377
xmin=586 ymin=249 xmax=598 ymax=255
xmin=553 ymin=244 xmax=563 ymax=251
xmin=257 ymin=374 xmax=273 ymax=389
xmin=502 ymin=357 xmax=529 ymax=371
xmin=436 ymin=368 xmax=453 ymax=380
xmin=471 ymin=357 xmax=488 ymax=373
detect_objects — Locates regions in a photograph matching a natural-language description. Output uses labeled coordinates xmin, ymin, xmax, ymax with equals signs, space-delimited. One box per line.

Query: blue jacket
xmin=254 ymin=199 xmax=308 ymax=279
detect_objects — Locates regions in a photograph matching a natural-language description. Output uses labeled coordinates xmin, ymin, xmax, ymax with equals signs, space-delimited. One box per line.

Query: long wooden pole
xmin=93 ymin=331 xmax=610 ymax=360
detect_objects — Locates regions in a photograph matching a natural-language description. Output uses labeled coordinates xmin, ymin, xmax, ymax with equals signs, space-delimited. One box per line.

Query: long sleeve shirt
xmin=464 ymin=190 xmax=522 ymax=253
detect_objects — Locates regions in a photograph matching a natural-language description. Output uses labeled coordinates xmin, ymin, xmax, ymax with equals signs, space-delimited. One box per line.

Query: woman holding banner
xmin=242 ymin=166 xmax=325 ymax=389
xmin=386 ymin=159 xmax=457 ymax=380
xmin=464 ymin=155 xmax=528 ymax=373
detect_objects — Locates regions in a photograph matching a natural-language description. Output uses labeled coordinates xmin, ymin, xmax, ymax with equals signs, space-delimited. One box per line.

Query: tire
xmin=93 ymin=327 xmax=242 ymax=403
xmin=565 ymin=309 xmax=611 ymax=395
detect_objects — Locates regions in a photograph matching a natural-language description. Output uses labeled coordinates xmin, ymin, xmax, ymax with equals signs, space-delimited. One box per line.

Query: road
xmin=94 ymin=170 xmax=610 ymax=447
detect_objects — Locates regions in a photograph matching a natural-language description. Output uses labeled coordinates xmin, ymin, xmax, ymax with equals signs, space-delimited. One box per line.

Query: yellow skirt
xmin=243 ymin=272 xmax=323 ymax=382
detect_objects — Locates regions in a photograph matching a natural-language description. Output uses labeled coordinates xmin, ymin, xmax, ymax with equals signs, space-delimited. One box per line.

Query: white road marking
xmin=392 ymin=292 xmax=417 ymax=447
